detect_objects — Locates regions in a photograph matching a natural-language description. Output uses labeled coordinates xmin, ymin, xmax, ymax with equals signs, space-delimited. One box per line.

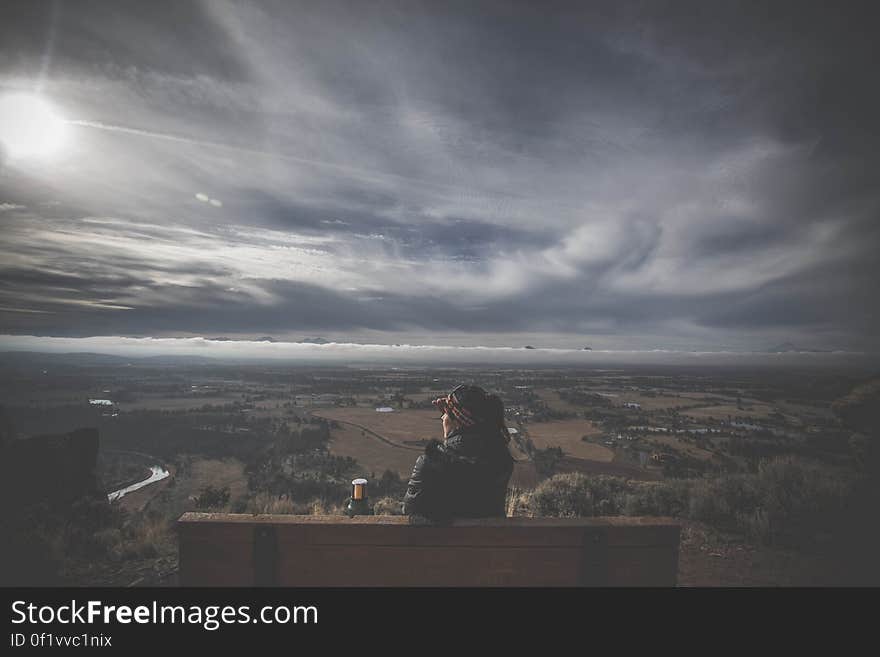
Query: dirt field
xmin=327 ymin=423 xmax=421 ymax=479
xmin=525 ymin=420 xmax=613 ymax=461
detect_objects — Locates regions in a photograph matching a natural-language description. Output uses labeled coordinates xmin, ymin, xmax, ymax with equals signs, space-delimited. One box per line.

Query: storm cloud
xmin=1 ymin=0 xmax=878 ymax=351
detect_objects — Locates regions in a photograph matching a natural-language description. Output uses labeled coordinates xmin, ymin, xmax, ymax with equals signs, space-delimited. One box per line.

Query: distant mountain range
xmin=210 ymin=336 xmax=325 ymax=344
xmin=0 ymin=351 xmax=220 ymax=367
xmin=767 ymin=342 xmax=832 ymax=353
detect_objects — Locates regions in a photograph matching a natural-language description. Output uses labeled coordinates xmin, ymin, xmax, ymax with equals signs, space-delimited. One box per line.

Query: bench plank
xmin=177 ymin=513 xmax=679 ymax=587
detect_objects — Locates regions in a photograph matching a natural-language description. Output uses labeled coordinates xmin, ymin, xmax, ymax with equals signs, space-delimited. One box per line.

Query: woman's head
xmin=433 ymin=385 xmax=509 ymax=443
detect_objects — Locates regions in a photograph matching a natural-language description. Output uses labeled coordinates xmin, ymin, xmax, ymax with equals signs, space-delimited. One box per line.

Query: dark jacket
xmin=402 ymin=425 xmax=514 ymax=521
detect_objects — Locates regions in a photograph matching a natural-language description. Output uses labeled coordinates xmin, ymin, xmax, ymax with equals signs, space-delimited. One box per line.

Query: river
xmin=107 ymin=465 xmax=170 ymax=502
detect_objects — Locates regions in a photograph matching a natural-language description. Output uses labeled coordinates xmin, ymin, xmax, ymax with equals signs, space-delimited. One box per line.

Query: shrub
xmin=193 ymin=485 xmax=231 ymax=510
xmin=515 ymin=473 xmax=631 ymax=517
xmin=372 ymin=496 xmax=404 ymax=516
xmin=513 ymin=456 xmax=859 ymax=549
xmin=622 ymin=480 xmax=691 ymax=517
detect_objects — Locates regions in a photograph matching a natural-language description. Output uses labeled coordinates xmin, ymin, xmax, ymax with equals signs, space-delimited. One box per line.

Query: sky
xmin=0 ymin=0 xmax=878 ymax=355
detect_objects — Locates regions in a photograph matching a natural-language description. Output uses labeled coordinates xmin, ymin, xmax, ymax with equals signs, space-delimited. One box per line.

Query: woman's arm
xmin=402 ymin=441 xmax=448 ymax=520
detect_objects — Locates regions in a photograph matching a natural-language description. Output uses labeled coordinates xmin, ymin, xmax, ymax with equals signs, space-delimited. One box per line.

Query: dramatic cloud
xmin=0 ymin=0 xmax=877 ymax=351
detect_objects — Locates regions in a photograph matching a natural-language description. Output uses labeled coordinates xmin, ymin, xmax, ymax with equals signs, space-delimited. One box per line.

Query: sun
xmin=0 ymin=93 xmax=68 ymax=160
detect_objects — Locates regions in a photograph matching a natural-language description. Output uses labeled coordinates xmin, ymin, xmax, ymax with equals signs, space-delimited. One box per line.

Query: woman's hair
xmin=437 ymin=385 xmax=510 ymax=446
xmin=484 ymin=392 xmax=511 ymax=446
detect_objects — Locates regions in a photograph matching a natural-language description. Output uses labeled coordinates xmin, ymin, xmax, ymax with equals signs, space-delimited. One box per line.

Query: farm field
xmin=327 ymin=424 xmax=421 ymax=480
xmin=525 ymin=419 xmax=613 ymax=461
xmin=312 ymin=407 xmax=443 ymax=445
xmin=320 ymin=405 xmax=530 ymax=480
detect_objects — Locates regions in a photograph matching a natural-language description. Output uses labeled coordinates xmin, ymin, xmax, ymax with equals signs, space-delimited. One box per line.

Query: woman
xmin=402 ymin=385 xmax=514 ymax=521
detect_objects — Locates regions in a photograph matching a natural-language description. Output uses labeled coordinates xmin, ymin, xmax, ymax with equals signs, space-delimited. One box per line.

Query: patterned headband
xmin=432 ymin=389 xmax=478 ymax=427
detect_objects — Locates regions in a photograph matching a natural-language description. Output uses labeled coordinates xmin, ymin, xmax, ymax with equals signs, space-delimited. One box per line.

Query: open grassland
xmin=532 ymin=388 xmax=586 ymax=413
xmin=525 ymin=419 xmax=613 ymax=461
xmin=774 ymin=401 xmax=835 ymax=421
xmin=681 ymin=402 xmax=777 ymax=420
xmin=327 ymin=424 xmax=421 ymax=479
xmin=553 ymin=456 xmax=663 ymax=481
xmin=609 ymin=392 xmax=695 ymax=410
xmin=117 ymin=395 xmax=238 ymax=411
xmin=312 ymin=407 xmax=443 ymax=444
xmin=645 ymin=435 xmax=719 ymax=462
xmin=187 ymin=457 xmax=249 ymax=500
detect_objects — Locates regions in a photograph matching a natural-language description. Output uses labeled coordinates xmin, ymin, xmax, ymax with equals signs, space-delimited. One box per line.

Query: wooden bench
xmin=177 ymin=513 xmax=680 ymax=586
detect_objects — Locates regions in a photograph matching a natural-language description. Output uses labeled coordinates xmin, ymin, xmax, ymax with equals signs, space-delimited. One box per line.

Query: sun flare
xmin=0 ymin=93 xmax=68 ymax=160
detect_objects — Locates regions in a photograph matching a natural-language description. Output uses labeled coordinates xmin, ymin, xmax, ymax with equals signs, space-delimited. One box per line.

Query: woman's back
xmin=402 ymin=393 xmax=514 ymax=521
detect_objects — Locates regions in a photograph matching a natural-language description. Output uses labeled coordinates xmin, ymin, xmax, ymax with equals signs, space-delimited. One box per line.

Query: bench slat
xmin=177 ymin=513 xmax=680 ymax=587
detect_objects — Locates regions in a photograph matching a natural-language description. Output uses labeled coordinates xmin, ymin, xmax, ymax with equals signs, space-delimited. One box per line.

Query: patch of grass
xmin=237 ymin=492 xmax=297 ymax=514
xmin=119 ymin=512 xmax=174 ymax=560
